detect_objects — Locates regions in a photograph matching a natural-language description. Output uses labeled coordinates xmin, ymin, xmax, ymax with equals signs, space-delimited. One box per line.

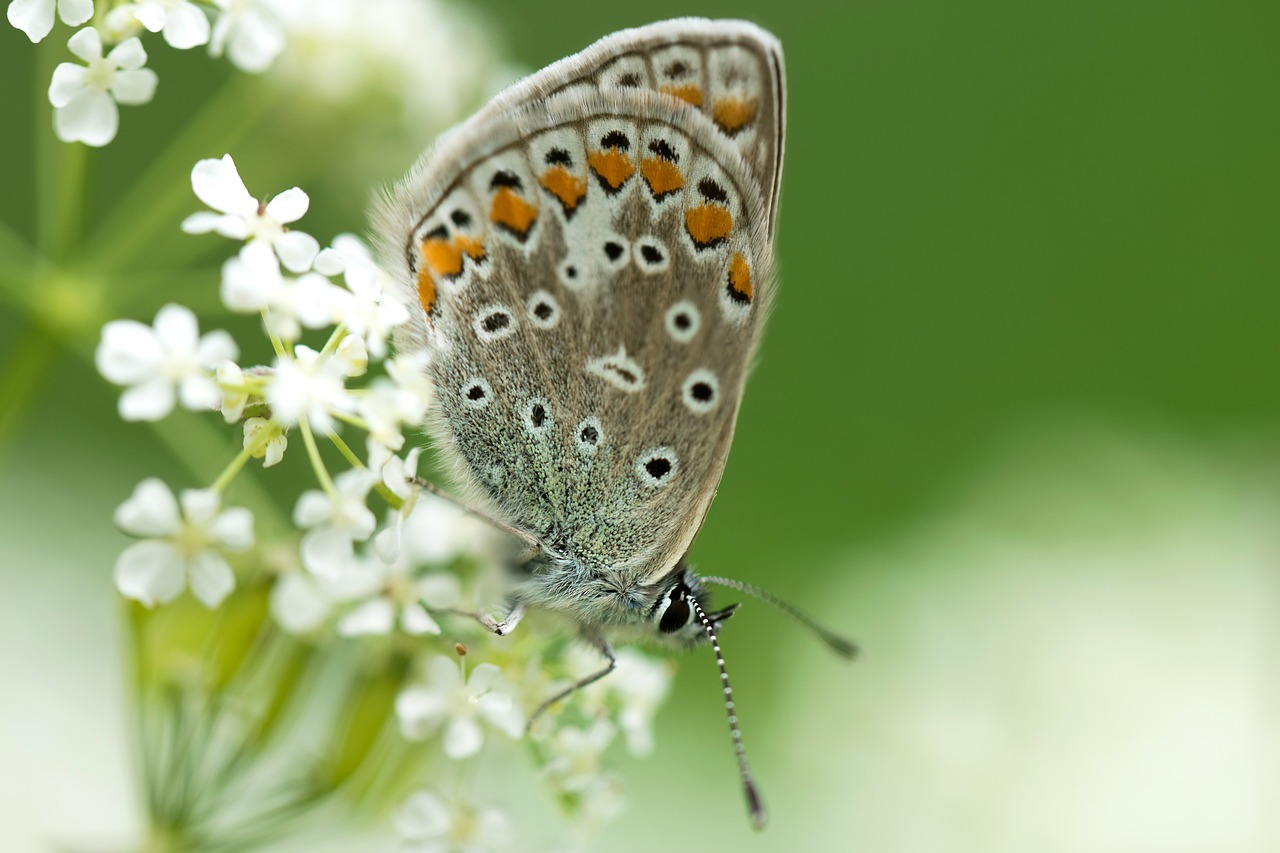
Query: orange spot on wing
xmin=489 ymin=187 xmax=538 ymax=238
xmin=641 ymin=157 xmax=683 ymax=198
xmin=539 ymin=166 xmax=588 ymax=212
xmin=685 ymin=204 xmax=733 ymax=248
xmin=661 ymin=83 xmax=704 ymax=107
xmin=456 ymin=234 xmax=485 ymax=261
xmin=712 ymin=97 xmax=759 ymax=135
xmin=416 ymin=267 xmax=437 ymax=316
xmin=727 ymin=252 xmax=753 ymax=303
xmin=587 ymin=148 xmax=634 ymax=191
xmin=422 ymin=236 xmax=463 ymax=278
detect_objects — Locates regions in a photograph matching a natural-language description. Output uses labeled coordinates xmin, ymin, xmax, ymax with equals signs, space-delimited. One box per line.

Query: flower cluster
xmin=93 ymin=154 xmax=674 ymax=848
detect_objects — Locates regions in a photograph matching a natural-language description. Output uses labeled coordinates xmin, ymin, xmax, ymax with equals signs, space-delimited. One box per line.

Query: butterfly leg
xmin=408 ymin=475 xmax=543 ymax=553
xmin=526 ymin=632 xmax=616 ymax=735
xmin=424 ymin=600 xmax=527 ymax=636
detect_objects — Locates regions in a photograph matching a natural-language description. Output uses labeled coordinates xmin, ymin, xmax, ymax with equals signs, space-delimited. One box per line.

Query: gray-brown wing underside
xmin=378 ymin=89 xmax=775 ymax=582
xmin=463 ymin=18 xmax=785 ymax=235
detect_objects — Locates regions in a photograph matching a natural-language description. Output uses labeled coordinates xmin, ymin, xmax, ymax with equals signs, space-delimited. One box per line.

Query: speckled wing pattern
xmin=377 ymin=19 xmax=784 ymax=585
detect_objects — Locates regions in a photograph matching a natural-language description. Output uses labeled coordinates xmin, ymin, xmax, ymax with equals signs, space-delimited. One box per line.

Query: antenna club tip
xmin=746 ymin=784 xmax=768 ymax=831
xmin=828 ymin=634 xmax=861 ymax=660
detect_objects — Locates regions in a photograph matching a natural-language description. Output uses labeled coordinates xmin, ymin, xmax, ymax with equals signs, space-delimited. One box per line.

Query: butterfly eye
xmin=522 ymin=398 xmax=553 ymax=435
xmin=659 ymin=587 xmax=690 ymax=633
xmin=575 ymin=417 xmax=603 ymax=455
xmin=526 ymin=290 xmax=561 ymax=330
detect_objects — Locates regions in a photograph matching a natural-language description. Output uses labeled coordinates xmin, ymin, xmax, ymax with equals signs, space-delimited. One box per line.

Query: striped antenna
xmin=688 ymin=593 xmax=768 ymax=830
xmin=701 ymin=576 xmax=859 ymax=660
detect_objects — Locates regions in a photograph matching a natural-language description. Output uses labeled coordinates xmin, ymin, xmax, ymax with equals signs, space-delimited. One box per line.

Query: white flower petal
xmin=178 ymin=487 xmax=220 ymax=524
xmin=66 ymin=24 xmax=102 ymax=62
xmin=394 ymin=790 xmax=450 ymax=840
xmin=467 ymin=662 xmax=500 ymax=694
xmin=424 ymin=654 xmax=463 ymax=691
xmin=196 ymin=329 xmax=238 ymax=366
xmin=47 ymin=62 xmax=86 ymax=108
xmin=115 ymin=540 xmax=186 ymax=606
xmin=187 ymin=551 xmax=235 ymax=608
xmin=191 ymin=155 xmax=256 ymax=216
xmin=180 ymin=211 xmax=223 ymax=234
xmin=111 ymin=68 xmax=158 ymax=105
xmin=273 ymin=230 xmax=319 ymax=273
xmin=226 ymin=9 xmax=285 ymax=73
xmin=58 ymin=0 xmax=93 ymax=25
xmin=479 ymin=693 xmax=524 ymax=739
xmin=399 ymin=603 xmax=440 ymax=636
xmin=96 ymin=319 xmax=162 ymax=384
xmin=152 ymin=303 xmax=198 ymax=352
xmin=161 ymin=3 xmax=209 ymax=49
xmin=178 ymin=375 xmax=220 ymax=410
xmin=54 ymin=89 xmax=118 ymax=147
xmin=292 ymin=490 xmax=331 ymax=528
xmin=8 ymin=0 xmax=55 ymax=42
xmin=131 ymin=4 xmax=165 ymax=33
xmin=417 ymin=573 xmax=460 ymax=610
xmin=312 ymin=247 xmax=345 ymax=276
xmin=336 ymin=598 xmax=394 ymax=636
xmin=270 ymin=572 xmax=331 ymax=634
xmin=299 ymin=527 xmax=354 ymax=580
xmin=115 ymin=478 xmax=180 ymax=536
xmin=106 ymin=36 xmax=148 ymax=71
xmin=211 ymin=507 xmax=254 ymax=550
xmin=264 ymin=186 xmax=309 ymax=223
xmin=442 ymin=716 xmax=483 ymax=759
xmin=396 ymin=686 xmax=446 ymax=738
xmin=119 ymin=377 xmax=176 ymax=421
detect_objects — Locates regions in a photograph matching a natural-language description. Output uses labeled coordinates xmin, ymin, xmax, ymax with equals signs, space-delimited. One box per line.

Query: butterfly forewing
xmin=378 ymin=21 xmax=783 ymax=588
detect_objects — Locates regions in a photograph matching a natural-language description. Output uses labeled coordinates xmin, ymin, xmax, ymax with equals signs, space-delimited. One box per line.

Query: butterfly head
xmin=650 ymin=568 xmax=739 ymax=646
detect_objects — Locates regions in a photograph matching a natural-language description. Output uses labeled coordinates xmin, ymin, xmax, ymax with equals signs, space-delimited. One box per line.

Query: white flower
xmin=243 ymin=416 xmax=286 ymax=466
xmin=219 ymin=242 xmax=342 ymax=340
xmin=48 ymin=28 xmax=157 ymax=147
xmin=265 ymin=344 xmax=355 ymax=433
xmin=208 ymin=0 xmax=285 ymax=73
xmin=113 ymin=478 xmax=253 ymax=608
xmin=126 ymin=0 xmax=209 ymax=48
xmin=269 ymin=569 xmax=332 ymax=634
xmin=542 ymin=719 xmax=616 ymax=793
xmin=96 ymin=303 xmax=238 ymax=421
xmin=399 ymin=493 xmax=496 ymax=568
xmin=316 ymin=234 xmax=409 ymax=359
xmin=608 ymin=652 xmax=673 ymax=757
xmin=396 ymin=656 xmax=523 ymax=759
xmin=183 ymin=155 xmax=319 ymax=272
xmin=293 ymin=469 xmax=377 ymax=579
xmin=395 ymin=789 xmax=512 ymax=853
xmin=373 ymin=446 xmax=420 ymax=562
xmin=336 ymin=558 xmax=459 ymax=638
xmin=7 ymin=0 xmax=91 ymax=43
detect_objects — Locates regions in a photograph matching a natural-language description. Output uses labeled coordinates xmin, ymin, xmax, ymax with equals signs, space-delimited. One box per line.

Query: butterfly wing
xmin=376 ymin=21 xmax=783 ymax=586
xmin=475 ymin=19 xmax=784 ymax=234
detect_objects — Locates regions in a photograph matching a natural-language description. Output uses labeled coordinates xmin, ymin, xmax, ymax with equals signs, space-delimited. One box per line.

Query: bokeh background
xmin=2 ymin=0 xmax=1277 ymax=851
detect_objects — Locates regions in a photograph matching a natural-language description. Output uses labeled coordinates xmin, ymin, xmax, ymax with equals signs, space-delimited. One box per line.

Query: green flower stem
xmin=85 ymin=73 xmax=274 ymax=276
xmin=299 ymin=417 xmax=337 ymax=496
xmin=0 ymin=219 xmax=37 ymax=303
xmin=34 ymin=38 xmax=87 ymax=262
xmin=0 ymin=321 xmax=57 ymax=465
xmin=148 ymin=412 xmax=291 ymax=540
xmin=320 ymin=323 xmax=348 ymax=355
xmin=326 ymin=430 xmax=403 ymax=510
xmin=264 ymin=311 xmax=288 ymax=358
xmin=210 ymin=423 xmax=277 ymax=494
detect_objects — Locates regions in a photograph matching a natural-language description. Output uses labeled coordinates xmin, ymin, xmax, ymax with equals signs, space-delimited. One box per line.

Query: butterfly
xmin=374 ymin=18 xmax=854 ymax=829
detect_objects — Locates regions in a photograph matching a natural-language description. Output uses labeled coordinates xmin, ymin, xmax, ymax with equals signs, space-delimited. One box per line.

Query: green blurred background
xmin=1 ymin=0 xmax=1277 ymax=850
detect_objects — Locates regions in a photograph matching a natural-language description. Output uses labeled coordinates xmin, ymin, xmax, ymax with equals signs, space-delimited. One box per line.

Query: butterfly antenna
xmin=701 ymin=576 xmax=859 ymax=660
xmin=688 ymin=594 xmax=768 ymax=831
